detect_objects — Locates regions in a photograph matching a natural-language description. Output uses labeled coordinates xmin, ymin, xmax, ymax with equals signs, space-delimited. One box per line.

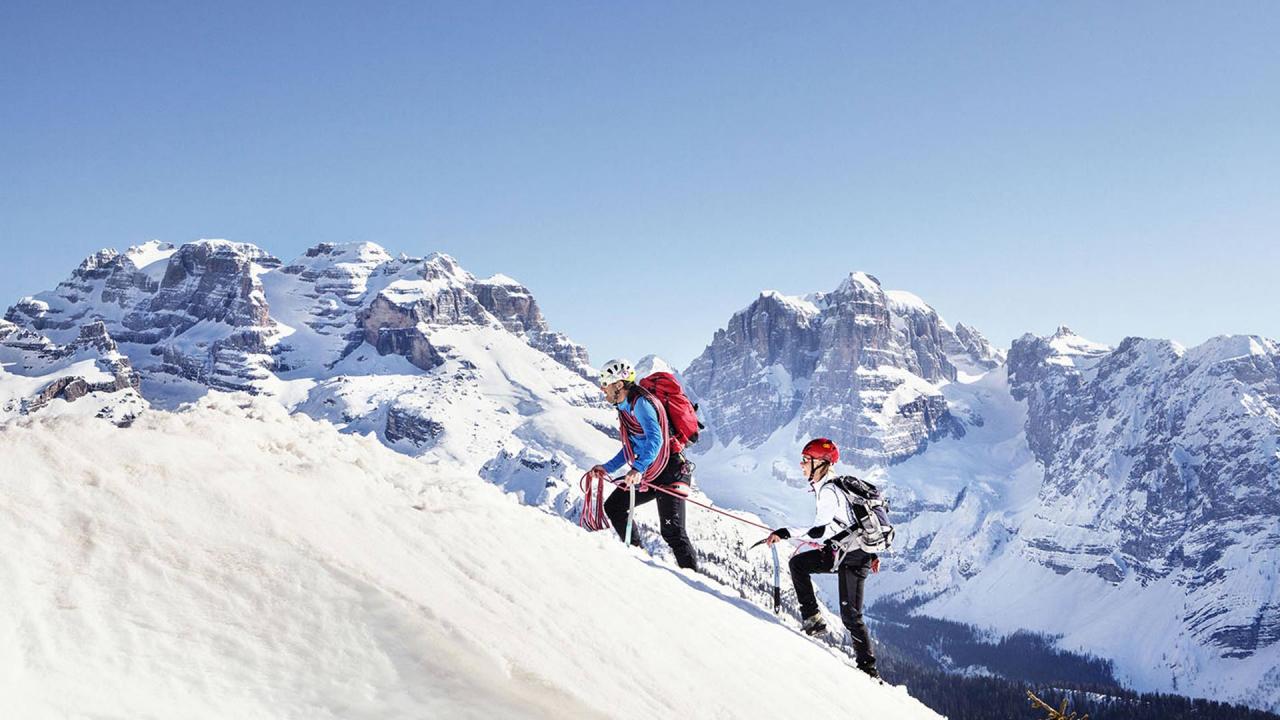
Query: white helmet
xmin=598 ymin=358 xmax=636 ymax=386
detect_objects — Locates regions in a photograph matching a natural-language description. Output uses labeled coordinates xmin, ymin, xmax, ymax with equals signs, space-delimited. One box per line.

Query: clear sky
xmin=3 ymin=1 xmax=1278 ymax=369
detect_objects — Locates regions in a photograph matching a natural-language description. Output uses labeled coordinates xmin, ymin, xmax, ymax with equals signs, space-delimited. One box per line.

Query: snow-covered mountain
xmin=8 ymin=243 xmax=1279 ymax=713
xmin=0 ymin=238 xmax=801 ymax=640
xmin=684 ymin=276 xmax=1280 ymax=712
xmin=683 ymin=273 xmax=1002 ymax=466
xmin=2 ymin=240 xmax=613 ymax=486
xmin=1 ymin=394 xmax=938 ymax=719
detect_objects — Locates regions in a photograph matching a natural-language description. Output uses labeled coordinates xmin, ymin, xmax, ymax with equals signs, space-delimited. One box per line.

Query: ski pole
xmin=624 ymin=482 xmax=636 ymax=546
xmin=770 ymin=544 xmax=781 ymax=614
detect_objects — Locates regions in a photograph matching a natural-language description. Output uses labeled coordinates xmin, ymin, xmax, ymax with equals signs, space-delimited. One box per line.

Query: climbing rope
xmin=578 ymin=468 xmax=789 ymax=536
xmin=578 ymin=468 xmax=612 ymax=531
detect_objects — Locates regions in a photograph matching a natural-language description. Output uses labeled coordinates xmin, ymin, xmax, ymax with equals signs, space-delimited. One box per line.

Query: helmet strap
xmin=807 ymin=459 xmax=830 ymax=485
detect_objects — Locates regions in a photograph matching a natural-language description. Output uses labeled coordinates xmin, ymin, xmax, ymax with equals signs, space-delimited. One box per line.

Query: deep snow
xmin=1 ymin=395 xmax=940 ymax=719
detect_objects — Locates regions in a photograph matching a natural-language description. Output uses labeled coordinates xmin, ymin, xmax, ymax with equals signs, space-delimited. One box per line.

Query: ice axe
xmin=748 ymin=536 xmax=783 ymax=614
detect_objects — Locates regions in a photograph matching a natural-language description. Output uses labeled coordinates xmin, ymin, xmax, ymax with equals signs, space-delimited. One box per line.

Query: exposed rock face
xmin=5 ymin=240 xmax=592 ymax=397
xmin=4 ymin=240 xmax=281 ymax=392
xmin=685 ymin=274 xmax=996 ymax=465
xmin=384 ymin=406 xmax=445 ymax=447
xmin=3 ymin=240 xmax=597 ymax=434
xmin=22 ymin=321 xmax=141 ymax=414
xmin=353 ymin=254 xmax=484 ymax=372
xmin=471 ymin=276 xmax=593 ymax=378
xmin=142 ymin=240 xmax=279 ymax=331
xmin=5 ymin=245 xmax=167 ymax=333
xmin=271 ymin=241 xmax=407 ymax=372
xmin=1007 ymin=329 xmax=1280 ymax=658
xmin=948 ymin=322 xmax=1005 ymax=372
xmin=682 ymin=291 xmax=820 ymax=448
xmin=290 ymin=241 xmax=393 ymax=304
xmin=1 ymin=322 xmax=68 ymax=364
xmin=73 ymin=321 xmax=140 ymax=389
xmin=360 ymin=296 xmax=448 ymax=372
xmin=347 ymin=253 xmax=594 ymax=378
xmin=126 ymin=241 xmax=282 ymax=391
xmin=688 ymin=300 xmax=1280 ymax=708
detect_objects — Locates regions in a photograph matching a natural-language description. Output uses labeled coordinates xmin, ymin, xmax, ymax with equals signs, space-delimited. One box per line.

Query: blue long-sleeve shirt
xmin=602 ymin=394 xmax=663 ymax=474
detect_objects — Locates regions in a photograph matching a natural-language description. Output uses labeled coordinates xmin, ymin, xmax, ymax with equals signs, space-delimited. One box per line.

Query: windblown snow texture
xmin=0 ymin=396 xmax=938 ymax=719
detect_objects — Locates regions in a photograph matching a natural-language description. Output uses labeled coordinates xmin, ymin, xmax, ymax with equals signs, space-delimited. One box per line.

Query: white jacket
xmin=782 ymin=478 xmax=852 ymax=543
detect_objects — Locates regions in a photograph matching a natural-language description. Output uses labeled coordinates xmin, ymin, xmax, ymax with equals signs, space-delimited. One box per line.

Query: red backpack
xmin=637 ymin=372 xmax=703 ymax=453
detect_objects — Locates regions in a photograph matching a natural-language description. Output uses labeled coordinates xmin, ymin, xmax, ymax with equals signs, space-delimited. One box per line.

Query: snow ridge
xmin=1 ymin=395 xmax=939 ymax=719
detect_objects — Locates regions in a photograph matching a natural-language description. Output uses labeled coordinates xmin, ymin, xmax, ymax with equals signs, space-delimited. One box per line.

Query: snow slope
xmin=0 ymin=396 xmax=938 ymax=720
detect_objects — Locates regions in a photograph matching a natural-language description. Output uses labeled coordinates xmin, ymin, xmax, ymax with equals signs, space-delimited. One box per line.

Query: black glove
xmin=771 ymin=528 xmax=791 ymax=540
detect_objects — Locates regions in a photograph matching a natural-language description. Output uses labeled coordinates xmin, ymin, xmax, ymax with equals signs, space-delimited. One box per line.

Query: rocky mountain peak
xmin=3 ymin=239 xmax=602 ymax=459
xmin=1185 ymin=334 xmax=1279 ymax=369
xmin=74 ymin=248 xmax=123 ymax=278
xmin=948 ymin=322 xmax=1005 ymax=371
xmin=686 ymin=272 xmax=985 ymax=464
xmin=419 ymin=252 xmax=473 ymax=286
xmin=302 ymin=241 xmax=390 ymax=261
xmin=73 ymin=320 xmax=119 ymax=356
xmin=140 ymin=240 xmax=280 ymax=339
xmin=757 ymin=290 xmax=821 ymax=320
xmin=123 ymin=240 xmax=177 ymax=267
xmin=834 ymin=271 xmax=885 ymax=297
xmin=998 ymin=328 xmax=1280 ymax=666
xmin=281 ymin=242 xmax=397 ymax=307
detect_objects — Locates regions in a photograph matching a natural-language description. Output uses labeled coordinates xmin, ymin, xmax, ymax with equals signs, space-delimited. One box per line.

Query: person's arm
xmin=625 ymin=395 xmax=664 ymax=473
xmin=600 ymin=448 xmax=628 ymax=475
xmin=769 ymin=485 xmax=843 ymax=543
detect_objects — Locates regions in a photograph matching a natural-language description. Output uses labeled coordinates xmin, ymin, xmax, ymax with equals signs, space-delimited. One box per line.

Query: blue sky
xmin=3 ymin=2 xmax=1278 ymax=368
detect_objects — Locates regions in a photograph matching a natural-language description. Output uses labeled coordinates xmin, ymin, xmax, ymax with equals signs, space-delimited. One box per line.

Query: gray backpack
xmin=827 ymin=476 xmax=894 ymax=555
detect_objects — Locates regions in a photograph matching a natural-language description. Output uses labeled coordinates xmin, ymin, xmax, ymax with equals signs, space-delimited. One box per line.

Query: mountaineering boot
xmin=801 ymin=613 xmax=827 ymax=636
xmin=858 ymin=663 xmax=880 ymax=680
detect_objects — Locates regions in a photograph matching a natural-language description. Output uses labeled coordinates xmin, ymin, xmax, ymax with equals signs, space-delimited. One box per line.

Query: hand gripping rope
xmin=579 ymin=468 xmax=612 ymax=531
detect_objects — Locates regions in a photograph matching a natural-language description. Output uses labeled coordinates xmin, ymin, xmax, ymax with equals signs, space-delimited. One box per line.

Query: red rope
xmin=578 ymin=470 xmax=882 ymax=572
xmin=579 ymin=468 xmax=612 ymax=531
xmin=618 ymin=388 xmax=671 ymax=485
xmin=578 ymin=469 xmax=778 ymax=534
xmin=634 ymin=479 xmax=775 ymax=532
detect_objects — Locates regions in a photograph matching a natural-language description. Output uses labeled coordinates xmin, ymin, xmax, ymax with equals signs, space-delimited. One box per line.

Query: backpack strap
xmin=617 ymin=384 xmax=671 ymax=484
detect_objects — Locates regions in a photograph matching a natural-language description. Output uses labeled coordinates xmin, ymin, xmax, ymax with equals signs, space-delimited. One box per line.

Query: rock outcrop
xmin=685 ymin=273 xmax=997 ymax=465
xmin=1008 ymin=329 xmax=1280 ymax=658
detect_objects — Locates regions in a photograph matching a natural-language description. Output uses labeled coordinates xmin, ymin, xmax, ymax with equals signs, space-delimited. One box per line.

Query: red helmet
xmin=801 ymin=438 xmax=839 ymax=464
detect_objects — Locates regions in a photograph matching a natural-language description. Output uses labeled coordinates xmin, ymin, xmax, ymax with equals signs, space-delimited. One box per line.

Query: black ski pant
xmin=603 ymin=455 xmax=698 ymax=570
xmin=789 ymin=545 xmax=877 ymax=670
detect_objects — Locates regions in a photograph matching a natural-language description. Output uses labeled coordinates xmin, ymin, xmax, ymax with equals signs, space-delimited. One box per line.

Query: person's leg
xmin=788 ymin=547 xmax=833 ymax=620
xmin=603 ymin=485 xmax=658 ymax=546
xmin=838 ymin=552 xmax=877 ymax=672
xmin=655 ymin=491 xmax=697 ymax=569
